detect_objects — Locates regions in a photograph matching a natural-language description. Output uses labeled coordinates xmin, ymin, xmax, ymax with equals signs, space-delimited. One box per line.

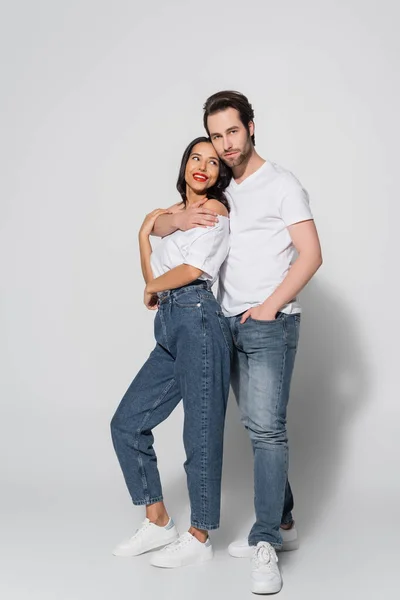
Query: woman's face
xmin=184 ymin=142 xmax=220 ymax=193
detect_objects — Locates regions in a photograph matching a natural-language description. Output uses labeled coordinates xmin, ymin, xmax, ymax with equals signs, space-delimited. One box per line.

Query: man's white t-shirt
xmin=151 ymin=215 xmax=230 ymax=284
xmin=218 ymin=161 xmax=314 ymax=317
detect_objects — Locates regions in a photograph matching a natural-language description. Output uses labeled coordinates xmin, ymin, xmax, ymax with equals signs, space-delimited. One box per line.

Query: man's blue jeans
xmin=111 ymin=282 xmax=232 ymax=530
xmin=227 ymin=312 xmax=300 ymax=548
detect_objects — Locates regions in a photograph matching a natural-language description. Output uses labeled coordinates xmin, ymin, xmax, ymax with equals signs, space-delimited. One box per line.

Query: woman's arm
xmin=138 ymin=233 xmax=154 ymax=284
xmin=139 ymin=207 xmax=203 ymax=309
xmin=146 ymin=200 xmax=229 ymax=295
xmin=146 ymin=264 xmax=203 ymax=295
xmin=138 ymin=208 xmax=171 ymax=285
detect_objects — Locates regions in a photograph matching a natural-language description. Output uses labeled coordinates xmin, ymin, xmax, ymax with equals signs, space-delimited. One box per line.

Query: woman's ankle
xmin=189 ymin=526 xmax=208 ymax=543
xmin=146 ymin=501 xmax=169 ymax=527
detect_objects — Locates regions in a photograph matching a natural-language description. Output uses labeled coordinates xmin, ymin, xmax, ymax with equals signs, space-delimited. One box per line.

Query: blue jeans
xmin=111 ymin=281 xmax=232 ymax=530
xmin=227 ymin=312 xmax=300 ymax=548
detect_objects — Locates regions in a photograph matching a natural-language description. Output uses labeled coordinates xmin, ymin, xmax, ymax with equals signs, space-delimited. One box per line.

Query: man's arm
xmin=151 ymin=199 xmax=220 ymax=237
xmin=151 ymin=202 xmax=184 ymax=238
xmin=241 ymin=219 xmax=323 ymax=323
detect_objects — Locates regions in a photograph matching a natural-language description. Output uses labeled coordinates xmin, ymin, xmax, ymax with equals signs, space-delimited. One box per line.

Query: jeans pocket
xmin=173 ymin=290 xmax=202 ymax=308
xmin=216 ymin=311 xmax=234 ymax=355
xmin=248 ymin=312 xmax=285 ymax=324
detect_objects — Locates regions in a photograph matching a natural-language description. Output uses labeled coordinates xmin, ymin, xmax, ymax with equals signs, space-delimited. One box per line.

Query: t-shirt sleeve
xmin=279 ymin=174 xmax=314 ymax=227
xmin=182 ymin=221 xmax=230 ymax=281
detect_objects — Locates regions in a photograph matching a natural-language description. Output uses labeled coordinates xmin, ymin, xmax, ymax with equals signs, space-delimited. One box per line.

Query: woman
xmin=111 ymin=137 xmax=233 ymax=568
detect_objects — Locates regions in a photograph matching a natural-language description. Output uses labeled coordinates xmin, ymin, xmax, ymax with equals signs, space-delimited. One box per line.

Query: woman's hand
xmin=139 ymin=208 xmax=172 ymax=237
xmin=144 ymin=287 xmax=159 ymax=310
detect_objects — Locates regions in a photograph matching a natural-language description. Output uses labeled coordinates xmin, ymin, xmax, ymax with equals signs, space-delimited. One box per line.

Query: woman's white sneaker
xmin=150 ymin=532 xmax=213 ymax=568
xmin=228 ymin=524 xmax=299 ymax=557
xmin=112 ymin=518 xmax=179 ymax=557
xmin=251 ymin=542 xmax=282 ymax=595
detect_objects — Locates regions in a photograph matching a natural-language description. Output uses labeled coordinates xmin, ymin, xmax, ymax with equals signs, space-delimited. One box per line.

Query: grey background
xmin=1 ymin=1 xmax=399 ymax=598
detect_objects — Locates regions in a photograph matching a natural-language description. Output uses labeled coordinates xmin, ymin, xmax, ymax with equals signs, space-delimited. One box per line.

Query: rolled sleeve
xmin=182 ymin=220 xmax=230 ymax=281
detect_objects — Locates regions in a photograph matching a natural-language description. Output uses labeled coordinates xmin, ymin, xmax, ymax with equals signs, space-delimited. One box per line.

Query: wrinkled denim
xmin=227 ymin=312 xmax=300 ymax=548
xmin=111 ymin=281 xmax=232 ymax=530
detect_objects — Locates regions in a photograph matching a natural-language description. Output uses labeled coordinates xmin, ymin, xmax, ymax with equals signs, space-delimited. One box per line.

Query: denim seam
xmin=133 ymin=378 xmax=176 ymax=503
xmin=274 ymin=317 xmax=288 ymax=418
xmin=275 ymin=317 xmax=288 ymax=540
xmin=200 ymin=303 xmax=209 ymax=527
xmin=131 ymin=495 xmax=164 ymax=506
xmin=191 ymin=521 xmax=219 ymax=531
xmin=216 ymin=311 xmax=233 ymax=356
xmin=158 ymin=308 xmax=170 ymax=352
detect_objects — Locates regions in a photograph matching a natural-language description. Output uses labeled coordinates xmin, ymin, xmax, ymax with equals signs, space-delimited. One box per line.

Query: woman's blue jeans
xmin=111 ymin=281 xmax=232 ymax=530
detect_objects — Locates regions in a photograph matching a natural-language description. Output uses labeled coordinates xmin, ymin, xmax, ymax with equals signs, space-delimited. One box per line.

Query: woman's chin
xmin=187 ymin=184 xmax=208 ymax=195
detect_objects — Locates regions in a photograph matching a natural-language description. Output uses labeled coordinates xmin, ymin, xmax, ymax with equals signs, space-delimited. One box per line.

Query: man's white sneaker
xmin=251 ymin=542 xmax=282 ymax=595
xmin=228 ymin=524 xmax=299 ymax=557
xmin=112 ymin=518 xmax=179 ymax=557
xmin=150 ymin=532 xmax=213 ymax=568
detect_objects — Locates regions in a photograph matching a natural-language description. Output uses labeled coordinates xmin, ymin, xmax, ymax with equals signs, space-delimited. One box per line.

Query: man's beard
xmin=223 ymin=142 xmax=252 ymax=168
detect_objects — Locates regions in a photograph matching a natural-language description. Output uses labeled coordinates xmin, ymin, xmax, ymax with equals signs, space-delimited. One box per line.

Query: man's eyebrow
xmin=210 ymin=126 xmax=238 ymax=136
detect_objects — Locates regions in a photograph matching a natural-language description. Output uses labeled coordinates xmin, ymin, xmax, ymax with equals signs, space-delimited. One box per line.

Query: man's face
xmin=207 ymin=107 xmax=254 ymax=168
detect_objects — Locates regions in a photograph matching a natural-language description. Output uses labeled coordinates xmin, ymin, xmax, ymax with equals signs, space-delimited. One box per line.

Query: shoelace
xmin=163 ymin=532 xmax=193 ymax=553
xmin=252 ymin=542 xmax=278 ymax=569
xmin=129 ymin=518 xmax=151 ymax=540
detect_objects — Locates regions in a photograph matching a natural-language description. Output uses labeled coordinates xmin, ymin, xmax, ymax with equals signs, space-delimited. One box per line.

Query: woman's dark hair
xmin=203 ymin=90 xmax=255 ymax=145
xmin=176 ymin=136 xmax=232 ymax=213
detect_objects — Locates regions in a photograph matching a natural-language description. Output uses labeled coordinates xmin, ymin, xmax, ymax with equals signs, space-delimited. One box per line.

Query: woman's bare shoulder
xmin=204 ymin=199 xmax=228 ymax=217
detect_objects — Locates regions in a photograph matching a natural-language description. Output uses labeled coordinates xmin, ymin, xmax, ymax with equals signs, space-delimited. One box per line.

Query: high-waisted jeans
xmin=111 ymin=281 xmax=232 ymax=530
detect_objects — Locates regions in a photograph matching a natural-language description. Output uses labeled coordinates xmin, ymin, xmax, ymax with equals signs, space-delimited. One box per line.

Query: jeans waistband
xmin=157 ymin=279 xmax=212 ymax=301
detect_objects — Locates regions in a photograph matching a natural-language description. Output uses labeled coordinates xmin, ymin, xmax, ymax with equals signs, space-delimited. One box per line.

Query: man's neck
xmin=232 ymin=149 xmax=266 ymax=184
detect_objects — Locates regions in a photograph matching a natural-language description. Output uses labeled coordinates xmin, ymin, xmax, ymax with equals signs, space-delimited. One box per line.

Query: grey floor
xmin=2 ymin=390 xmax=397 ymax=600
xmin=1 ymin=488 xmax=396 ymax=600
xmin=2 ymin=294 xmax=396 ymax=599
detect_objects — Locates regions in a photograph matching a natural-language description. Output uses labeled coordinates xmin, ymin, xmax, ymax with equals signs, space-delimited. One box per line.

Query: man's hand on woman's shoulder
xmin=173 ymin=198 xmax=220 ymax=231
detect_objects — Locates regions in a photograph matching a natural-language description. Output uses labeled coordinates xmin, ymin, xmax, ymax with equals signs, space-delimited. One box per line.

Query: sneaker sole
xmin=251 ymin=580 xmax=282 ymax=594
xmin=112 ymin=533 xmax=179 ymax=557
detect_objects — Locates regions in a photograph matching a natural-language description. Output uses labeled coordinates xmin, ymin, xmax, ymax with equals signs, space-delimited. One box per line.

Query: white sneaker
xmin=251 ymin=542 xmax=282 ymax=595
xmin=112 ymin=518 xmax=179 ymax=557
xmin=150 ymin=532 xmax=213 ymax=568
xmin=228 ymin=524 xmax=299 ymax=557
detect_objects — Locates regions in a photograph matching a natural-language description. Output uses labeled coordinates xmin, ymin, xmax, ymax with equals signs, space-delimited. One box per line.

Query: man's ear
xmin=249 ymin=121 xmax=255 ymax=137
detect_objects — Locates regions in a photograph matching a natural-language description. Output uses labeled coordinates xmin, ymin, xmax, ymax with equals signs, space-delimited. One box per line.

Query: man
xmin=153 ymin=91 xmax=322 ymax=594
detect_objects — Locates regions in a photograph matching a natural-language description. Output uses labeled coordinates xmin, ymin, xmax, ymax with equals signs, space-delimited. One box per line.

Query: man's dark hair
xmin=176 ymin=136 xmax=231 ymax=212
xmin=203 ymin=90 xmax=255 ymax=145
